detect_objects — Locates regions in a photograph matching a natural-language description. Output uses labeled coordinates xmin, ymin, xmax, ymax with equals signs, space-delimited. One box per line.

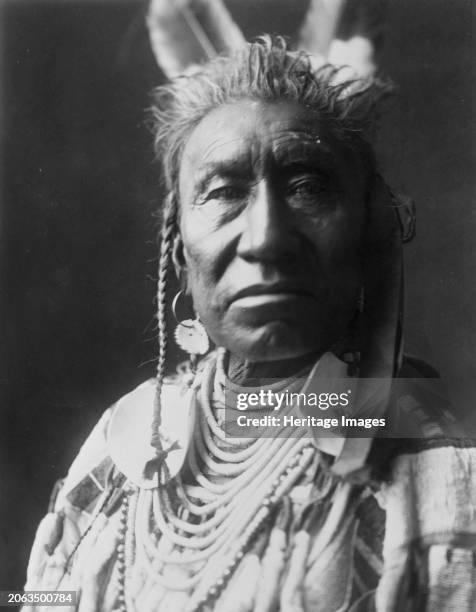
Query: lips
xmin=229 ymin=282 xmax=315 ymax=306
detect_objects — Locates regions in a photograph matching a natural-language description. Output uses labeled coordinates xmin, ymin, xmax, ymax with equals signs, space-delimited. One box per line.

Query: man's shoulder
xmin=377 ymin=354 xmax=476 ymax=537
xmin=365 ymin=353 xmax=474 ymax=481
xmin=56 ymin=376 xmax=194 ymax=511
xmin=54 ymin=405 xmax=115 ymax=512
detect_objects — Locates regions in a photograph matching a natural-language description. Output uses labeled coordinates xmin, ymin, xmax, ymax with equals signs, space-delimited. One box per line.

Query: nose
xmin=237 ymin=180 xmax=297 ymax=261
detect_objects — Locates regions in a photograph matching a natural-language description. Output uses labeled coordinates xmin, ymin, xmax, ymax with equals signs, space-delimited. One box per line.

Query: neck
xmin=226 ymin=351 xmax=320 ymax=386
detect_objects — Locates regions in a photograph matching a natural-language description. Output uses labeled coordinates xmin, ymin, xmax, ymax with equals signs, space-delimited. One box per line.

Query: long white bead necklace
xmin=117 ymin=351 xmax=317 ymax=611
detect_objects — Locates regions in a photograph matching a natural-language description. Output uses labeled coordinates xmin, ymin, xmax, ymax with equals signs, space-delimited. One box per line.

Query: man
xmin=23 ymin=37 xmax=476 ymax=612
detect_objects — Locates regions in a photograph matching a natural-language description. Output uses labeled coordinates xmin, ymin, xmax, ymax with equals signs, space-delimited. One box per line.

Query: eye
xmin=204 ymin=185 xmax=248 ymax=203
xmin=285 ymin=174 xmax=330 ymax=200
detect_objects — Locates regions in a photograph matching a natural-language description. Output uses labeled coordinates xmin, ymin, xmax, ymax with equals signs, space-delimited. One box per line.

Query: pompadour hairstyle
xmin=150 ymin=35 xmax=390 ymax=196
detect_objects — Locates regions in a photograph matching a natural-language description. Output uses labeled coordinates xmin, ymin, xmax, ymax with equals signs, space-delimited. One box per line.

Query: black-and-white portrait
xmin=1 ymin=1 xmax=475 ymax=610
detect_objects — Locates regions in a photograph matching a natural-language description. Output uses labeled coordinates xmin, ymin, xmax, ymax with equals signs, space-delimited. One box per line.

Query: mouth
xmin=229 ymin=282 xmax=315 ymax=307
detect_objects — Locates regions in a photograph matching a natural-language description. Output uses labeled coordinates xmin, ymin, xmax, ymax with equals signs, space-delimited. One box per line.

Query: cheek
xmin=180 ymin=214 xmax=211 ymax=286
xmin=180 ymin=208 xmax=237 ymax=295
xmin=305 ymin=212 xmax=364 ymax=319
xmin=306 ymin=206 xmax=364 ymax=270
xmin=182 ymin=244 xmax=211 ymax=296
xmin=180 ymin=222 xmax=224 ymax=321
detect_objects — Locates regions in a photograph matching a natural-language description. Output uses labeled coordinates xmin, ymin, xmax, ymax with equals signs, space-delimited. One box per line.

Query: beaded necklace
xmin=117 ymin=351 xmax=318 ymax=612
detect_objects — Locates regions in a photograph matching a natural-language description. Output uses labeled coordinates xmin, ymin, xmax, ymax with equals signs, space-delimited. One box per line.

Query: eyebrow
xmin=272 ymin=135 xmax=336 ymax=170
xmin=193 ymin=157 xmax=253 ymax=198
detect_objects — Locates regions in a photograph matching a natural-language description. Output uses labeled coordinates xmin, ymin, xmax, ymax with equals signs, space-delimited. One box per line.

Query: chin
xmin=222 ymin=321 xmax=321 ymax=362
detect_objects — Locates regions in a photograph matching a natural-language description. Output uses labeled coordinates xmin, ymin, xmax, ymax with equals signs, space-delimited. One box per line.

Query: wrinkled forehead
xmin=178 ymin=100 xmax=366 ymax=202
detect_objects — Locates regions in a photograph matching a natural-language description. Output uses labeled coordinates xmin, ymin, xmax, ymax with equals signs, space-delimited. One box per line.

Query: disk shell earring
xmin=172 ymin=290 xmax=209 ymax=356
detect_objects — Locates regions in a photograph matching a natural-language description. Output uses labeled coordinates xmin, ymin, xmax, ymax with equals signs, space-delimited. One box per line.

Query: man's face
xmin=177 ymin=100 xmax=367 ymax=362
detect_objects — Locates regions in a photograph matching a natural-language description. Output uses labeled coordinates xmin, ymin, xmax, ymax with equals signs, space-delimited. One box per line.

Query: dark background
xmin=1 ymin=0 xmax=474 ymax=589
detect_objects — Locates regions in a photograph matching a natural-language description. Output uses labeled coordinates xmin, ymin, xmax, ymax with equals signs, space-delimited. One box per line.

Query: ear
xmin=172 ymin=232 xmax=188 ymax=290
